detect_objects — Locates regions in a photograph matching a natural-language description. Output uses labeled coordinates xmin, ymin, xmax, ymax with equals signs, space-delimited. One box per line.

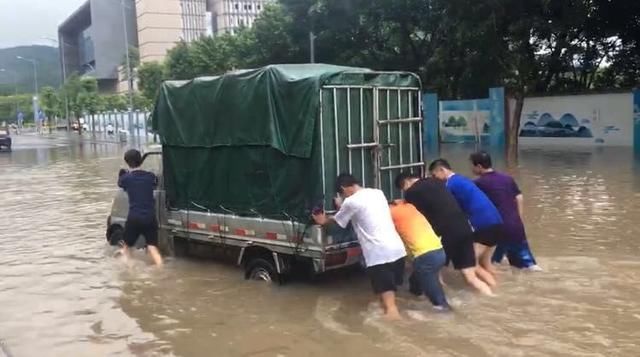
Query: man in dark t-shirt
xmin=470 ymin=151 xmax=541 ymax=271
xmin=117 ymin=149 xmax=163 ymax=266
xmin=396 ymin=173 xmax=494 ymax=296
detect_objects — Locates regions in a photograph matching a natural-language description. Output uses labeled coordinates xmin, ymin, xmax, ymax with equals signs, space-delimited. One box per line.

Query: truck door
xmin=320 ymin=84 xmax=423 ymax=208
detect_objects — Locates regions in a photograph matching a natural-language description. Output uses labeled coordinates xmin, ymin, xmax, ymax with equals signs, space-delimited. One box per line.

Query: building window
xmin=239 ymin=19 xmax=244 ymax=26
xmin=257 ymin=4 xmax=261 ymax=10
xmin=234 ymin=3 xmax=239 ymax=10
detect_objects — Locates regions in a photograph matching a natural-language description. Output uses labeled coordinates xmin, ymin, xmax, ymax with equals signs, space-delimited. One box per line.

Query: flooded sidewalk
xmin=0 ymin=138 xmax=639 ymax=356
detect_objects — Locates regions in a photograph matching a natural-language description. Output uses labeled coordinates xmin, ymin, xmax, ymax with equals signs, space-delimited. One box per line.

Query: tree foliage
xmin=138 ymin=61 xmax=165 ymax=102
xmin=40 ymin=86 xmax=61 ymax=120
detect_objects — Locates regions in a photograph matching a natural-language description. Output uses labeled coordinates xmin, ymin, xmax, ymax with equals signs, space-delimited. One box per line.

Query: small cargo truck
xmin=107 ymin=64 xmax=424 ymax=282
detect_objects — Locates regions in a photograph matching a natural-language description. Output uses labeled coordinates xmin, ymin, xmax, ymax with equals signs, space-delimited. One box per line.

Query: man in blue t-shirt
xmin=429 ymin=159 xmax=503 ymax=288
xmin=117 ymin=149 xmax=163 ymax=266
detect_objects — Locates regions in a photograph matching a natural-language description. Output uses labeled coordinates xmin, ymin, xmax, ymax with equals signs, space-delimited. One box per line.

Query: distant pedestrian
xmin=117 ymin=149 xmax=163 ymax=266
xmin=313 ymin=174 xmax=407 ymax=320
xmin=429 ymin=159 xmax=503 ymax=288
xmin=38 ymin=110 xmax=45 ymax=134
xmin=17 ymin=111 xmax=24 ymax=133
xmin=396 ymin=173 xmax=494 ymax=296
xmin=470 ymin=151 xmax=542 ymax=271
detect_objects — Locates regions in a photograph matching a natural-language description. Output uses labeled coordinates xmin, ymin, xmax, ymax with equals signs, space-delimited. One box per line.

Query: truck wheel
xmin=108 ymin=226 xmax=124 ymax=246
xmin=245 ymin=258 xmax=279 ymax=283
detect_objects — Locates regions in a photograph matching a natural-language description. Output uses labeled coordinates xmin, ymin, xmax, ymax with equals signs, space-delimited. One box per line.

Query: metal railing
xmin=83 ymin=110 xmax=156 ymax=144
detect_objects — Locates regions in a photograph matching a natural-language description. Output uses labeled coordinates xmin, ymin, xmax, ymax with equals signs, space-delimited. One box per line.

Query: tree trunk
xmin=505 ymin=92 xmax=525 ymax=164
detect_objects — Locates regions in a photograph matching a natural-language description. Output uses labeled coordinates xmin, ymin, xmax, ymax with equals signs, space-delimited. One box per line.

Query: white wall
xmin=519 ymin=93 xmax=633 ymax=146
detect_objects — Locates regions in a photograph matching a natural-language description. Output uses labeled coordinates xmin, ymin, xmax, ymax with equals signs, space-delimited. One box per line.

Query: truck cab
xmin=106 ymin=146 xmax=362 ymax=283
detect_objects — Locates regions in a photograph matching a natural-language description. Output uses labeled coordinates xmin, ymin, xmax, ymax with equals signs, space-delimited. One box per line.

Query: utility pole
xmin=309 ymin=32 xmax=316 ymax=63
xmin=120 ymin=0 xmax=134 ymax=141
xmin=44 ymin=36 xmax=70 ymax=132
xmin=16 ymin=56 xmax=39 ymax=128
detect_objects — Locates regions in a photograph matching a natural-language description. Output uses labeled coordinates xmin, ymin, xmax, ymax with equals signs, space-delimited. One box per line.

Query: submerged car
xmin=0 ymin=127 xmax=11 ymax=151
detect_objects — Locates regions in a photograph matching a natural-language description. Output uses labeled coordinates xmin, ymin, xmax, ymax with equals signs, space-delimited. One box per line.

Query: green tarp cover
xmin=152 ymin=64 xmax=420 ymax=219
xmin=153 ymin=64 xmax=371 ymax=158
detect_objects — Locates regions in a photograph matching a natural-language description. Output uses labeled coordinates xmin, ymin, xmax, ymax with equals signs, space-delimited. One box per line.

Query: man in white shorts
xmin=313 ymin=174 xmax=407 ymax=320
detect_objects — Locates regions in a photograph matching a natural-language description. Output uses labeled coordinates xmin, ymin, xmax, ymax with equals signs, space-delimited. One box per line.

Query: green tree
xmin=132 ymin=92 xmax=152 ymax=111
xmin=62 ymin=73 xmax=99 ymax=134
xmin=103 ymin=94 xmax=127 ymax=111
xmin=120 ymin=46 xmax=141 ymax=81
xmin=165 ymin=41 xmax=200 ymax=80
xmin=248 ymin=3 xmax=299 ymax=66
xmin=0 ymin=94 xmax=32 ymax=123
xmin=39 ymin=86 xmax=61 ymax=132
xmin=137 ymin=61 xmax=165 ymax=102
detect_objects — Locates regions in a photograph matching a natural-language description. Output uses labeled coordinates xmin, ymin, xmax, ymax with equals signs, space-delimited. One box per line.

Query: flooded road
xmin=1 ymin=134 xmax=639 ymax=357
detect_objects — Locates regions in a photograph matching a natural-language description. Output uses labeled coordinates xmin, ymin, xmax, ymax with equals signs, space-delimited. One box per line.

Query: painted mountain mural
xmin=520 ymin=112 xmax=593 ymax=138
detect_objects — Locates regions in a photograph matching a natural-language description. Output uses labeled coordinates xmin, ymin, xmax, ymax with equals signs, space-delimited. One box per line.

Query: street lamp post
xmin=16 ymin=56 xmax=39 ymax=129
xmin=44 ymin=36 xmax=71 ymax=132
xmin=120 ymin=0 xmax=134 ymax=140
xmin=309 ymin=32 xmax=316 ymax=63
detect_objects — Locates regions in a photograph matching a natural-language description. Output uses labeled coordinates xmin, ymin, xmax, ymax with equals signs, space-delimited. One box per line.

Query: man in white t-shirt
xmin=313 ymin=174 xmax=407 ymax=320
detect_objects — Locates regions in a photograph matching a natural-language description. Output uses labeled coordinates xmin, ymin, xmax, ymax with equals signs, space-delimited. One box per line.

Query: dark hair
xmin=395 ymin=172 xmax=420 ymax=190
xmin=428 ymin=159 xmax=452 ymax=172
xmin=470 ymin=151 xmax=493 ymax=169
xmin=335 ymin=173 xmax=360 ymax=193
xmin=124 ymin=149 xmax=143 ymax=168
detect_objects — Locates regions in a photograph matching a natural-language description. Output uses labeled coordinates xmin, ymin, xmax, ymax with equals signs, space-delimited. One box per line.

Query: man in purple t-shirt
xmin=469 ymin=151 xmax=542 ymax=271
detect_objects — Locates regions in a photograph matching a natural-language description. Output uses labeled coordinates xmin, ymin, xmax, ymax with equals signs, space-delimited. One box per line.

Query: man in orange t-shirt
xmin=390 ymin=200 xmax=449 ymax=310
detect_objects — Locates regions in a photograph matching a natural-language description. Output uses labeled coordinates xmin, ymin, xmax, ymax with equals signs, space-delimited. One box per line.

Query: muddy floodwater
xmin=1 ymin=135 xmax=639 ymax=357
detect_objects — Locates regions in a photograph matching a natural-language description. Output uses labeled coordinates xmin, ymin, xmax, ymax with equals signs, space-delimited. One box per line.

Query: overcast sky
xmin=0 ymin=0 xmax=86 ymax=48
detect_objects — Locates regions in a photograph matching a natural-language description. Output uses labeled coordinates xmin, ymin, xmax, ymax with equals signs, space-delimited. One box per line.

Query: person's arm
xmin=313 ymin=200 xmax=354 ymax=228
xmin=118 ymin=170 xmax=128 ymax=189
xmin=152 ymin=172 xmax=159 ymax=189
xmin=516 ymin=194 xmax=524 ymax=218
xmin=512 ymin=178 xmax=524 ymax=218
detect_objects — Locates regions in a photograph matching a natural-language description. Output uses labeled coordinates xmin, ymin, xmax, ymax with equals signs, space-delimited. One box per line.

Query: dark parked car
xmin=0 ymin=127 xmax=11 ymax=151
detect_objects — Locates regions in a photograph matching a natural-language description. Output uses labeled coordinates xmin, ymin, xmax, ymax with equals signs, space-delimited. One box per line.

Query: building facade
xmin=210 ymin=0 xmax=273 ymax=34
xmin=135 ymin=0 xmax=209 ymax=63
xmin=58 ymin=0 xmax=138 ymax=92
xmin=59 ymin=0 xmax=272 ymax=92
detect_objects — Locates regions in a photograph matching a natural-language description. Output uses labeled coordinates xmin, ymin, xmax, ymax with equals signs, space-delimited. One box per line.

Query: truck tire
xmin=245 ymin=257 xmax=279 ymax=283
xmin=107 ymin=226 xmax=124 ymax=246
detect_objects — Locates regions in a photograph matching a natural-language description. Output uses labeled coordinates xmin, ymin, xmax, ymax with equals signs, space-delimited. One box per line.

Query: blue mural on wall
xmin=634 ymin=89 xmax=640 ymax=154
xmin=520 ymin=111 xmax=597 ymax=138
xmin=439 ymin=98 xmax=492 ymax=143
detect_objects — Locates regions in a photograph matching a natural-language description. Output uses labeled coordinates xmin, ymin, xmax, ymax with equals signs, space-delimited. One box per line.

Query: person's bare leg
xmin=119 ymin=243 xmax=131 ymax=264
xmin=439 ymin=270 xmax=447 ymax=287
xmin=474 ymin=243 xmax=497 ymax=287
xmin=147 ymin=245 xmax=164 ymax=266
xmin=475 ymin=265 xmax=497 ymax=288
xmin=380 ymin=291 xmax=401 ymax=320
xmin=481 ymin=246 xmax=498 ymax=276
xmin=461 ymin=267 xmax=494 ymax=296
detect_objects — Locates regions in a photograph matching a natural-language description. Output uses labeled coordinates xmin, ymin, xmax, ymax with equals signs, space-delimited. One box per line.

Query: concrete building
xmin=58 ymin=0 xmax=138 ymax=92
xmin=136 ymin=0 xmax=209 ymax=63
xmin=59 ymin=0 xmax=272 ymax=92
xmin=210 ymin=0 xmax=273 ymax=34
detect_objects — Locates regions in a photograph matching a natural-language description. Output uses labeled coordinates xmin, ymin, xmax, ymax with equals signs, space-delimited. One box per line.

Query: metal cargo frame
xmin=319 ymin=76 xmax=424 ymax=210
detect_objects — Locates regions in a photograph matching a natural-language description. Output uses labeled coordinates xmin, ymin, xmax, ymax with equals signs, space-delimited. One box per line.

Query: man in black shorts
xmin=396 ymin=173 xmax=494 ymax=296
xmin=429 ymin=159 xmax=504 ymax=287
xmin=117 ymin=149 xmax=163 ymax=266
xmin=313 ymin=174 xmax=407 ymax=319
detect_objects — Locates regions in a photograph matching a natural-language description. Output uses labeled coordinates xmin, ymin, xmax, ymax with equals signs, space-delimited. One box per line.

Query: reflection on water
xmin=1 ymin=139 xmax=639 ymax=357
